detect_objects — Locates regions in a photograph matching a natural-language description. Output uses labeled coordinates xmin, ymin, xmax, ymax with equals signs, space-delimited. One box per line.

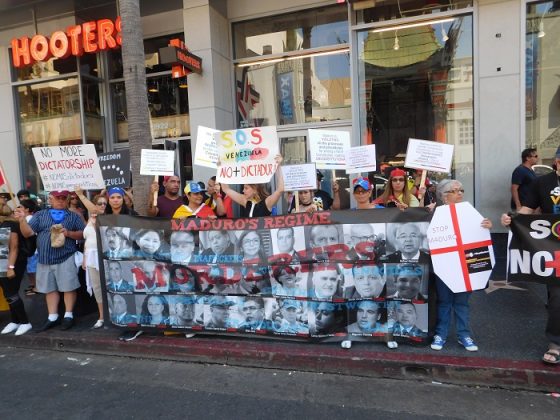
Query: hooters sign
xmin=11 ymin=17 xmax=122 ymax=68
xmin=428 ymin=202 xmax=494 ymax=293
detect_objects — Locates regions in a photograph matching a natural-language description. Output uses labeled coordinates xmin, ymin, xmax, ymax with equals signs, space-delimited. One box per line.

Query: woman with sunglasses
xmin=374 ymin=169 xmax=420 ymax=209
xmin=75 ymin=187 xmax=109 ymax=329
xmin=430 ymin=179 xmax=492 ymax=353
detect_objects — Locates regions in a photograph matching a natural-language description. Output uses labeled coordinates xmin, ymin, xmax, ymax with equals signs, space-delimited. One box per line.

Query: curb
xmin=1 ymin=330 xmax=559 ymax=392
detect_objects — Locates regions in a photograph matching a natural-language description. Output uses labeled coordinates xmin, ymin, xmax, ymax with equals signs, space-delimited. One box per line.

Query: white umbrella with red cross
xmin=428 ymin=202 xmax=495 ymax=293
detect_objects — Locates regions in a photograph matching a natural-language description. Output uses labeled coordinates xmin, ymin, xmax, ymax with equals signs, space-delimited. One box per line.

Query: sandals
xmin=542 ymin=349 xmax=560 ymax=365
xmin=24 ymin=286 xmax=37 ymax=296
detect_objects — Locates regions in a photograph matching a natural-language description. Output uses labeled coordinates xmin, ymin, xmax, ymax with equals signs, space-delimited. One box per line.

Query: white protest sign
xmin=405 ymin=138 xmax=454 ymax=173
xmin=428 ymin=202 xmax=494 ymax=293
xmin=281 ymin=163 xmax=317 ymax=191
xmin=345 ymin=144 xmax=376 ymax=174
xmin=308 ymin=129 xmax=350 ymax=170
xmin=140 ymin=149 xmax=175 ymax=176
xmin=32 ymin=145 xmax=105 ymax=190
xmin=194 ymin=126 xmax=220 ymax=169
xmin=216 ymin=126 xmax=279 ymax=184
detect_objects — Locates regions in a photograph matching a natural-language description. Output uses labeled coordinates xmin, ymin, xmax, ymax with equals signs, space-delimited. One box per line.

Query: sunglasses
xmin=391 ymin=177 xmax=405 ymax=182
xmin=96 ymin=202 xmax=108 ymax=206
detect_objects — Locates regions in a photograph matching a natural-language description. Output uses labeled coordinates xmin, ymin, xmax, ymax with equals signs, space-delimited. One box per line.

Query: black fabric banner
xmin=508 ymin=214 xmax=560 ymax=286
xmin=97 ymin=209 xmax=433 ymax=344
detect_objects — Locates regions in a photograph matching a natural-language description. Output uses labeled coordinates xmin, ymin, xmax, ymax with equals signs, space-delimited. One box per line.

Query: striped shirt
xmin=28 ymin=209 xmax=86 ymax=265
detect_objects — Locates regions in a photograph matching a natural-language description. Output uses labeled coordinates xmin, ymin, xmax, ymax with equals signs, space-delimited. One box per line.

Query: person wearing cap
xmin=220 ymin=154 xmax=284 ymax=218
xmin=205 ymin=296 xmax=235 ymax=329
xmin=172 ymin=182 xmax=216 ymax=219
xmin=314 ymin=170 xmax=333 ymax=211
xmin=347 ymin=301 xmax=385 ymax=334
xmin=105 ymin=187 xmax=138 ymax=215
xmin=345 ymin=177 xmax=382 ymax=210
xmin=170 ymin=296 xmax=199 ymax=327
xmin=501 ymin=146 xmax=560 ymax=364
xmin=274 ymin=299 xmax=308 ymax=334
xmin=374 ymin=168 xmax=420 ymax=209
xmin=148 ymin=175 xmax=183 ymax=218
xmin=14 ymin=190 xmax=86 ymax=332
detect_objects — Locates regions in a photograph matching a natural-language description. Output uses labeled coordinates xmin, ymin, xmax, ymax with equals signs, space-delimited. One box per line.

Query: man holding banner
xmin=501 ymin=146 xmax=560 ymax=365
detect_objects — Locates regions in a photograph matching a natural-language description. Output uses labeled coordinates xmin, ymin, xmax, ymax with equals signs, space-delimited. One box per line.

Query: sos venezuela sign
xmin=11 ymin=17 xmax=122 ymax=68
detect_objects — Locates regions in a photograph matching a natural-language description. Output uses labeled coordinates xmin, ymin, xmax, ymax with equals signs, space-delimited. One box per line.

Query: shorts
xmin=36 ymin=256 xmax=80 ymax=293
xmin=26 ymin=253 xmax=38 ymax=274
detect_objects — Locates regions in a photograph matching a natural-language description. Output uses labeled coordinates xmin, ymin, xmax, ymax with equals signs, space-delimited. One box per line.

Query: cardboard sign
xmin=140 ymin=149 xmax=175 ymax=176
xmin=308 ymin=129 xmax=350 ymax=170
xmin=345 ymin=144 xmax=376 ymax=174
xmin=193 ymin=126 xmax=220 ymax=169
xmin=32 ymin=145 xmax=105 ymax=190
xmin=216 ymin=126 xmax=279 ymax=184
xmin=428 ymin=202 xmax=494 ymax=293
xmin=281 ymin=163 xmax=317 ymax=191
xmin=98 ymin=150 xmax=130 ymax=188
xmin=405 ymin=138 xmax=454 ymax=173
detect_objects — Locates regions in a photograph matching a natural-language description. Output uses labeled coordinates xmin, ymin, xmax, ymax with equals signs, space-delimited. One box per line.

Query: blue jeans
xmin=434 ymin=277 xmax=472 ymax=340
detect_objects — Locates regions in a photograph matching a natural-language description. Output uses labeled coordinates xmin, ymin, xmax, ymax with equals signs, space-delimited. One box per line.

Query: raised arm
xmin=221 ymin=182 xmax=248 ymax=207
xmin=75 ymin=185 xmax=97 ymax=214
xmin=265 ymin=155 xmax=284 ymax=211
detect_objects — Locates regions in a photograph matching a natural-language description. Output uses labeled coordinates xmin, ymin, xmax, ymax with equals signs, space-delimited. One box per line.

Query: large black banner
xmin=508 ymin=214 xmax=560 ymax=285
xmin=97 ymin=209 xmax=433 ymax=344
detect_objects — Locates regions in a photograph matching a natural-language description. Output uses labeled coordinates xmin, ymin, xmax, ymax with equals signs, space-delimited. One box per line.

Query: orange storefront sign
xmin=11 ymin=17 xmax=122 ymax=68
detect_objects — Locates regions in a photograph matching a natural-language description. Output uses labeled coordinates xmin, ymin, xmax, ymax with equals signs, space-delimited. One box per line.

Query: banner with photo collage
xmin=97 ymin=209 xmax=433 ymax=344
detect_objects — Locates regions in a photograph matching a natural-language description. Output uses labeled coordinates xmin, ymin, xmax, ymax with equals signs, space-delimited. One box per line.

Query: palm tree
xmin=119 ymin=0 xmax=152 ymax=215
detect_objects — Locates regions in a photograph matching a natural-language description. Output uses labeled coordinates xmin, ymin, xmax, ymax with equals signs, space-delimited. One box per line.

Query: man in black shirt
xmin=501 ymin=146 xmax=560 ymax=364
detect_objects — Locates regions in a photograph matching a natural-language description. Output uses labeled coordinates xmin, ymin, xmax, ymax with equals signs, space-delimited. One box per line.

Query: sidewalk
xmin=1 ymin=277 xmax=558 ymax=393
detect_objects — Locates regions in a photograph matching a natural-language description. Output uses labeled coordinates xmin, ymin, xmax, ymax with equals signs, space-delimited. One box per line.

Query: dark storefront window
xmin=357 ymin=14 xmax=474 ymax=200
xmin=525 ymin=1 xmax=560 ymax=166
xmin=13 ymin=56 xmax=78 ymax=82
xmin=355 ymin=0 xmax=473 ymax=24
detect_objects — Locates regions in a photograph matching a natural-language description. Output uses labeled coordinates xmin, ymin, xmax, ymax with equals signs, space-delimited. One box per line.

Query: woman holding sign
xmin=221 ymin=155 xmax=284 ymax=217
xmin=430 ymin=179 xmax=492 ymax=352
xmin=374 ymin=169 xmax=420 ymax=209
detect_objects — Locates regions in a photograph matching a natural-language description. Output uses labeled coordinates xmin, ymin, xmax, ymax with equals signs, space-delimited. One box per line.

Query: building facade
xmin=0 ymin=0 xmax=558 ymax=226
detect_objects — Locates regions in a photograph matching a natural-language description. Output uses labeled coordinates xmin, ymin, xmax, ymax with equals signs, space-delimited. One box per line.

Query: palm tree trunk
xmin=119 ymin=0 xmax=151 ymax=215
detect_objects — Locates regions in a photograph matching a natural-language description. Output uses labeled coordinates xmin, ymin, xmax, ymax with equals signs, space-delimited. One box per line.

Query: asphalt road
xmin=0 ymin=347 xmax=557 ymax=420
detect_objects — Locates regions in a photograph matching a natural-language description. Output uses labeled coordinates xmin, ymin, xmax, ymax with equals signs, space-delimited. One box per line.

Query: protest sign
xmin=97 ymin=208 xmax=432 ymax=344
xmin=281 ymin=163 xmax=317 ymax=191
xmin=507 ymin=214 xmax=560 ymax=285
xmin=140 ymin=149 xmax=175 ymax=176
xmin=32 ymin=145 xmax=105 ymax=190
xmin=216 ymin=126 xmax=279 ymax=184
xmin=194 ymin=126 xmax=220 ymax=169
xmin=98 ymin=150 xmax=130 ymax=188
xmin=308 ymin=129 xmax=350 ymax=170
xmin=345 ymin=144 xmax=376 ymax=174
xmin=428 ymin=202 xmax=494 ymax=293
xmin=405 ymin=138 xmax=454 ymax=173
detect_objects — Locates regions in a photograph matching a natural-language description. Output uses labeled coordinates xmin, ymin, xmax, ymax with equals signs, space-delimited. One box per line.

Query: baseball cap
xmin=209 ymin=296 xmax=235 ymax=307
xmin=49 ymin=190 xmax=70 ymax=198
xmin=184 ymin=182 xmax=206 ymax=195
xmin=281 ymin=299 xmax=301 ymax=310
xmin=352 ymin=176 xmax=371 ymax=192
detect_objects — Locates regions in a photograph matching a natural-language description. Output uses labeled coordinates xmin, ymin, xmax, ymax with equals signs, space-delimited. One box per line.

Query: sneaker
xmin=118 ymin=330 xmax=143 ymax=342
xmin=91 ymin=320 xmax=104 ymax=329
xmin=341 ymin=340 xmax=352 ymax=349
xmin=185 ymin=333 xmax=196 ymax=339
xmin=60 ymin=317 xmax=75 ymax=331
xmin=35 ymin=319 xmax=60 ymax=333
xmin=24 ymin=286 xmax=37 ymax=296
xmin=431 ymin=335 xmax=446 ymax=351
xmin=1 ymin=323 xmax=20 ymax=334
xmin=15 ymin=323 xmax=33 ymax=336
xmin=458 ymin=336 xmax=478 ymax=352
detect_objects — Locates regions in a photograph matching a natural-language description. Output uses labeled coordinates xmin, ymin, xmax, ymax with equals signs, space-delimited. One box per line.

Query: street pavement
xmin=0 ymin=347 xmax=558 ymax=420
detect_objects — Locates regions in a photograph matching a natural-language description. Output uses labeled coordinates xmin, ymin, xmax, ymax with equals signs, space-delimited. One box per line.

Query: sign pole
xmin=295 ymin=191 xmax=300 ymax=213
xmin=153 ymin=175 xmax=158 ymax=207
xmin=0 ymin=161 xmax=19 ymax=207
xmin=418 ymin=170 xmax=427 ymax=201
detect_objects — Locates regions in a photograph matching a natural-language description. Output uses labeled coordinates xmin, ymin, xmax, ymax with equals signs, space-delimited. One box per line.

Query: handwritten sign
xmin=308 ymin=129 xmax=350 ymax=170
xmin=281 ymin=163 xmax=317 ymax=191
xmin=345 ymin=144 xmax=376 ymax=174
xmin=98 ymin=150 xmax=130 ymax=188
xmin=140 ymin=149 xmax=175 ymax=176
xmin=194 ymin=126 xmax=220 ymax=169
xmin=216 ymin=126 xmax=279 ymax=184
xmin=404 ymin=138 xmax=454 ymax=173
xmin=428 ymin=202 xmax=494 ymax=293
xmin=32 ymin=145 xmax=105 ymax=190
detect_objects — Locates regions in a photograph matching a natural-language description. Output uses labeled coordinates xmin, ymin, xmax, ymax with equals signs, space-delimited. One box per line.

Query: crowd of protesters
xmin=0 ymin=148 xmax=558 ymax=367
